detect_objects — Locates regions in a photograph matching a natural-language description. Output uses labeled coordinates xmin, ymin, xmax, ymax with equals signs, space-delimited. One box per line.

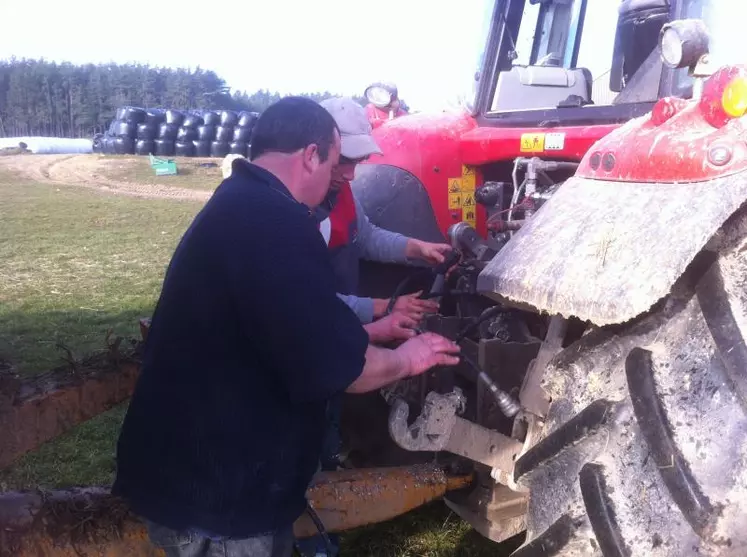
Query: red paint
xmin=364 ymin=111 xmax=482 ymax=236
xmin=364 ymin=112 xmax=621 ymax=237
xmin=365 ymin=104 xmax=409 ymax=129
xmin=459 ymin=124 xmax=620 ymax=165
xmin=577 ymin=100 xmax=747 ymax=183
xmin=650 ymin=97 xmax=689 ymax=126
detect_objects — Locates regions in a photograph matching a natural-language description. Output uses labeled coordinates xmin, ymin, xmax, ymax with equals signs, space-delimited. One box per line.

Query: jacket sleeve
xmin=353 ymin=195 xmax=410 ymax=264
xmin=336 ymin=293 xmax=375 ymax=324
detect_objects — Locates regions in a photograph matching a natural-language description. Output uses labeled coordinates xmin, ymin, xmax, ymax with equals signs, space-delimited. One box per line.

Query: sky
xmin=0 ymin=0 xmax=492 ymax=112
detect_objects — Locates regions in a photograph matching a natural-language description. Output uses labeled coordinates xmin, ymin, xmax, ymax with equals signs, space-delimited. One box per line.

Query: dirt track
xmin=0 ymin=154 xmax=213 ymax=202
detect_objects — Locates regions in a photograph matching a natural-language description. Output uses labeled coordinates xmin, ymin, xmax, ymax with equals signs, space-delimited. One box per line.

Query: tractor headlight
xmin=364 ymin=85 xmax=393 ymax=109
xmin=659 ymin=19 xmax=710 ymax=69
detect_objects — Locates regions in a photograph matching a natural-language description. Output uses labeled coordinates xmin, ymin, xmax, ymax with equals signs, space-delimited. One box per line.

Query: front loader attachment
xmin=0 ymin=465 xmax=472 ymax=557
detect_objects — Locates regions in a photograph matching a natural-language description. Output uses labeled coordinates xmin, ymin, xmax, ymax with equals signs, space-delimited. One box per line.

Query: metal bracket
xmin=388 ymin=389 xmax=523 ymax=475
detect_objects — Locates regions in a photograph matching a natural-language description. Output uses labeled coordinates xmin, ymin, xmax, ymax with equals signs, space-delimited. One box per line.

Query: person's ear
xmin=302 ymin=144 xmax=320 ymax=173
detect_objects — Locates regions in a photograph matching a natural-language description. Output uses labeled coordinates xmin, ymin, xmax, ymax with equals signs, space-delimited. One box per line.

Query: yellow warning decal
xmin=462 ymin=192 xmax=475 ymax=207
xmin=463 ymin=208 xmax=476 ymax=227
xmin=520 ymin=133 xmax=545 ymax=153
xmin=448 ymin=192 xmax=462 ymax=209
xmin=460 ymin=174 xmax=475 ymax=193
xmin=448 ymin=178 xmax=462 ymax=193
xmin=461 ymin=164 xmax=475 ymax=176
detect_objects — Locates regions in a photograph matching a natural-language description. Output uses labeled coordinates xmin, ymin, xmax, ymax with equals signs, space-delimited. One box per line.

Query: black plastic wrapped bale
xmin=164 ymin=109 xmax=184 ymax=126
xmin=233 ymin=126 xmax=252 ymax=143
xmin=219 ymin=110 xmax=239 ymax=127
xmin=145 ymin=109 xmax=166 ymax=126
xmin=113 ymin=136 xmax=135 ymax=155
xmin=229 ymin=141 xmax=248 ymax=157
xmin=196 ymin=125 xmax=216 ymax=141
xmin=122 ymin=107 xmax=147 ymax=124
xmin=175 ymin=141 xmax=195 ymax=157
xmin=154 ymin=139 xmax=176 ymax=157
xmin=214 ymin=125 xmax=233 ymax=143
xmin=112 ymin=120 xmax=137 ymax=138
xmin=210 ymin=141 xmax=230 ymax=158
xmin=135 ymin=139 xmax=155 ymax=156
xmin=237 ymin=111 xmax=259 ymax=128
xmin=176 ymin=127 xmax=198 ymax=143
xmin=158 ymin=123 xmax=179 ymax=140
xmin=136 ymin=123 xmax=157 ymax=140
xmin=182 ymin=114 xmax=204 ymax=129
xmin=203 ymin=111 xmax=220 ymax=126
xmin=193 ymin=140 xmax=212 ymax=157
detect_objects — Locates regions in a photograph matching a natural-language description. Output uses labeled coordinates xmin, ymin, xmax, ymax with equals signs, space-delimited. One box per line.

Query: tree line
xmin=0 ymin=59 xmax=367 ymax=138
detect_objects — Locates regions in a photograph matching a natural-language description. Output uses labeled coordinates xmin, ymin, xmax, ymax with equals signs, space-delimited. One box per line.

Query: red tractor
xmin=343 ymin=0 xmax=747 ymax=554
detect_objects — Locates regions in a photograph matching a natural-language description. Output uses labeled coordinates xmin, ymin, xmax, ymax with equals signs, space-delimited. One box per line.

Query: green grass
xmin=0 ymin=169 xmax=519 ymax=555
xmin=0 ymin=171 xmax=202 ymax=373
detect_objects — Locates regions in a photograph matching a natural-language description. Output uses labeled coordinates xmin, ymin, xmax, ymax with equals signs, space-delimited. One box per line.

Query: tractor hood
xmin=477 ymin=172 xmax=747 ymax=326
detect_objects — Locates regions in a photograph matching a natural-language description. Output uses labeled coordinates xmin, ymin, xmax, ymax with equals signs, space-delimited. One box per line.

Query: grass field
xmin=0 ymin=161 xmax=522 ymax=555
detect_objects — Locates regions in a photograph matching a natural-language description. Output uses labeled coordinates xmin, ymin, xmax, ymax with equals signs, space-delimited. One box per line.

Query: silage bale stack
xmin=94 ymin=107 xmax=259 ymax=158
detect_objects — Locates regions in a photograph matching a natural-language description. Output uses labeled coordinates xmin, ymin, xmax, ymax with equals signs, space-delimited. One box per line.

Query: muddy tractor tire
xmin=511 ymin=209 xmax=747 ymax=557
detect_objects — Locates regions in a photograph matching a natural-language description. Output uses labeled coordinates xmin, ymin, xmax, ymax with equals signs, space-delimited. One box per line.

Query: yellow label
xmin=461 ymin=174 xmax=476 ymax=192
xmin=448 ymin=178 xmax=462 ymax=193
xmin=462 ymin=164 xmax=475 ymax=176
xmin=520 ymin=133 xmax=545 ymax=152
xmin=448 ymin=192 xmax=462 ymax=209
xmin=462 ymin=192 xmax=475 ymax=207
xmin=463 ymin=208 xmax=477 ymax=227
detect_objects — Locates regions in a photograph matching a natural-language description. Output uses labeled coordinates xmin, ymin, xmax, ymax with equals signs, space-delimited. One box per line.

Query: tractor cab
xmin=470 ymin=0 xmax=736 ymax=126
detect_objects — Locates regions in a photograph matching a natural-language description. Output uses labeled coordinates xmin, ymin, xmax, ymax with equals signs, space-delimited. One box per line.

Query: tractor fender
xmin=477 ymin=171 xmax=747 ymax=326
xmin=357 ymin=110 xmax=479 ymax=238
xmin=351 ymin=164 xmax=445 ymax=244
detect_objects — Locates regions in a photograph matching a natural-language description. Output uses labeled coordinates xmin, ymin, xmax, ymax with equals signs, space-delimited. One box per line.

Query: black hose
xmin=304 ymin=503 xmax=334 ymax=556
xmin=454 ymin=305 xmax=505 ymax=343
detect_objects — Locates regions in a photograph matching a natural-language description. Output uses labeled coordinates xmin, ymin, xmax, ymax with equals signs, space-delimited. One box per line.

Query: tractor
xmin=339 ymin=0 xmax=747 ymax=555
xmin=2 ymin=0 xmax=746 ymax=556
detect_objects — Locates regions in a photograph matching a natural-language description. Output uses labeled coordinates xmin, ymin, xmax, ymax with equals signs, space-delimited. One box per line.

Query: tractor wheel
xmin=512 ymin=209 xmax=747 ymax=557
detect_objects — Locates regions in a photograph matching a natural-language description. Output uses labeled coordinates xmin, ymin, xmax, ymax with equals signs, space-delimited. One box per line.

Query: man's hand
xmin=365 ymin=312 xmax=418 ymax=344
xmin=395 ymin=332 xmax=461 ymax=377
xmin=405 ymin=239 xmax=454 ymax=265
xmin=372 ymin=292 xmax=440 ymax=320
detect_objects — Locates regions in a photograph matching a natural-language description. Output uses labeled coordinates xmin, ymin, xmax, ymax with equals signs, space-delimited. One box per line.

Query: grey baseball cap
xmin=320 ymin=97 xmax=383 ymax=159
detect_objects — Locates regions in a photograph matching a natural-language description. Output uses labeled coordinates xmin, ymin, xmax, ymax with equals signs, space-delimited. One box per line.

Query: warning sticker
xmin=545 ymin=132 xmax=565 ymax=151
xmin=520 ymin=133 xmax=545 ymax=153
xmin=462 ymin=165 xmax=475 ymax=176
xmin=463 ymin=208 xmax=476 ymax=227
xmin=462 ymin=192 xmax=475 ymax=207
xmin=448 ymin=178 xmax=462 ymax=193
xmin=448 ymin=192 xmax=462 ymax=209
xmin=461 ymin=174 xmax=476 ymax=193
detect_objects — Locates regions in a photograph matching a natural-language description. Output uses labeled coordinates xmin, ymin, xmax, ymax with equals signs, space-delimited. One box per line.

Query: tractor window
xmin=488 ymin=0 xmax=668 ymax=114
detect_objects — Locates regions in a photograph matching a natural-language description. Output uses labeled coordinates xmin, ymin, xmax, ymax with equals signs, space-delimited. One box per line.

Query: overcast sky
xmin=0 ymin=0 xmax=493 ymax=112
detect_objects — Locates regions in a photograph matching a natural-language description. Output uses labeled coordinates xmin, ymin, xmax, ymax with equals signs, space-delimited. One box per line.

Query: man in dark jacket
xmin=112 ymin=96 xmax=460 ymax=557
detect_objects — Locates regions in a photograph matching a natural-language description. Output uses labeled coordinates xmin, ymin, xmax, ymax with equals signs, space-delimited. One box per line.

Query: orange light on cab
xmin=700 ymin=65 xmax=747 ymax=128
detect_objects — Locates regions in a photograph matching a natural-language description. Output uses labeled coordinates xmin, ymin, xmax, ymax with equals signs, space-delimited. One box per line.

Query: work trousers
xmin=144 ymin=519 xmax=294 ymax=557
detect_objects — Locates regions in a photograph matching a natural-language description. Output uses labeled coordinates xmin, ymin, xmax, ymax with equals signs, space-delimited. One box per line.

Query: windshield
xmin=487 ymin=0 xmax=668 ymax=113
xmin=674 ymin=0 xmax=747 ymax=95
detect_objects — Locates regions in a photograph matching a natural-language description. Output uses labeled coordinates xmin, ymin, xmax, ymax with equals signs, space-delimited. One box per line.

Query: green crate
xmin=148 ymin=153 xmax=178 ymax=176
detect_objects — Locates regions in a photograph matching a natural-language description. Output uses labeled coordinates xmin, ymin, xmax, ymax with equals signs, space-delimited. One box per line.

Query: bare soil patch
xmin=0 ymin=154 xmax=222 ymax=201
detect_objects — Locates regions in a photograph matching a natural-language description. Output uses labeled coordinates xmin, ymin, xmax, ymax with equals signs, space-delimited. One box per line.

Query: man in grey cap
xmin=316 ymin=96 xmax=452 ymax=326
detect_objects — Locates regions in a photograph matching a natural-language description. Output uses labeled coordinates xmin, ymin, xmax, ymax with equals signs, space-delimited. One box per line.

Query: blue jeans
xmin=144 ymin=519 xmax=294 ymax=557
xmin=295 ymin=395 xmax=342 ymax=557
